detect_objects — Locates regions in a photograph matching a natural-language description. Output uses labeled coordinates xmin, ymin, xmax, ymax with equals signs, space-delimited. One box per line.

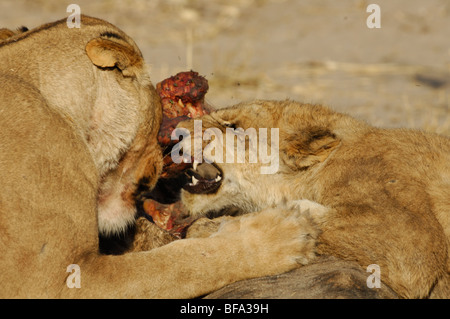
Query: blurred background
xmin=1 ymin=0 xmax=449 ymax=134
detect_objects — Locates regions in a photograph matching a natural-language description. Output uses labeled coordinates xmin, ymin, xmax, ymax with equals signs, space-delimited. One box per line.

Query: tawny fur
xmin=0 ymin=17 xmax=311 ymax=298
xmin=178 ymin=99 xmax=450 ymax=298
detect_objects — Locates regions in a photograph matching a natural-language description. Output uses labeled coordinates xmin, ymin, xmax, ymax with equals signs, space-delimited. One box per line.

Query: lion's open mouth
xmin=182 ymin=161 xmax=223 ymax=195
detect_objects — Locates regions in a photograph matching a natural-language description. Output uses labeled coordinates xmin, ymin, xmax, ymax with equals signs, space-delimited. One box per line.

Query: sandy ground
xmin=1 ymin=0 xmax=449 ymax=134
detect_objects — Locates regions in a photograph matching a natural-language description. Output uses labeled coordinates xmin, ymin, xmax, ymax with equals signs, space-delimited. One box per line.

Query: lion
xmin=0 ymin=17 xmax=314 ymax=298
xmin=176 ymin=99 xmax=450 ymax=298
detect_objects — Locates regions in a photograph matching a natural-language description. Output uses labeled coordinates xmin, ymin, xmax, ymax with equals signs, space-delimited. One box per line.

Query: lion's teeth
xmin=193 ymin=160 xmax=199 ymax=171
xmin=215 ymin=176 xmax=222 ymax=182
xmin=192 ymin=176 xmax=199 ymax=185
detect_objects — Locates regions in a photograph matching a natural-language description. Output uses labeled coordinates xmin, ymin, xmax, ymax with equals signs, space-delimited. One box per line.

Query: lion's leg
xmin=187 ymin=199 xmax=329 ymax=240
xmin=62 ymin=206 xmax=320 ymax=298
xmin=188 ymin=200 xmax=329 ymax=265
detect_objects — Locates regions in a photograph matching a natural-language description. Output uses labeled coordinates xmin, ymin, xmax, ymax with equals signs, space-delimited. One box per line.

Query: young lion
xmin=0 ymin=17 xmax=311 ymax=298
xmin=177 ymin=99 xmax=450 ymax=298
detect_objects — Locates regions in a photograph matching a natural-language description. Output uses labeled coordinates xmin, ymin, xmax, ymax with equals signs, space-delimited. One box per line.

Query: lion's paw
xmin=212 ymin=206 xmax=322 ymax=277
xmin=285 ymin=199 xmax=330 ymax=224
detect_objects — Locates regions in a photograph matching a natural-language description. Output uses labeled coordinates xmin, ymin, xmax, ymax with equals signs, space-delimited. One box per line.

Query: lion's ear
xmin=280 ymin=127 xmax=340 ymax=171
xmin=85 ymin=38 xmax=142 ymax=77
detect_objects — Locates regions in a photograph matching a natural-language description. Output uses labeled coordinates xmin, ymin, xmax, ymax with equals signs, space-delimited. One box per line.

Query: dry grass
xmin=207 ymin=60 xmax=449 ymax=136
